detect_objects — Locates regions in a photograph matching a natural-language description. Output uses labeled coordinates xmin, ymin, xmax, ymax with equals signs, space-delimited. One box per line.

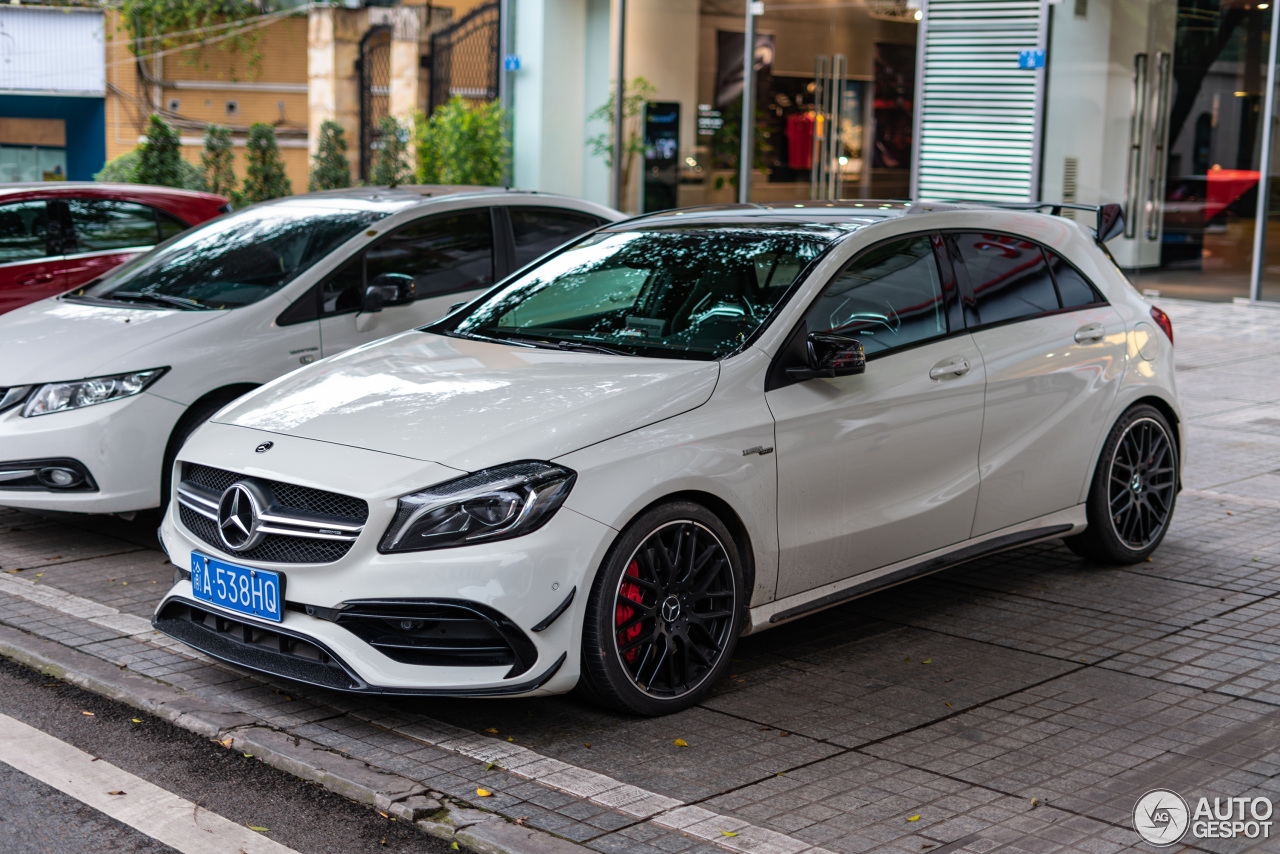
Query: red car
xmin=0 ymin=183 xmax=230 ymax=315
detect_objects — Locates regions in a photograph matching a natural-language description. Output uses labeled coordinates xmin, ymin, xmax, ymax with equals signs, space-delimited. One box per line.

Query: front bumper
xmin=155 ymin=424 xmax=618 ymax=696
xmin=0 ymin=392 xmax=184 ymax=513
xmin=152 ymin=597 xmax=568 ymax=696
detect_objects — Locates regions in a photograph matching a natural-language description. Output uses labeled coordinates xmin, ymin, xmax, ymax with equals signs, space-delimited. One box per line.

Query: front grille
xmin=179 ymin=504 xmax=356 ymax=563
xmin=185 ymin=464 xmax=368 ymax=520
xmin=331 ymin=599 xmax=538 ymax=678
xmin=154 ymin=599 xmax=360 ymax=691
xmin=178 ymin=463 xmax=369 ymax=564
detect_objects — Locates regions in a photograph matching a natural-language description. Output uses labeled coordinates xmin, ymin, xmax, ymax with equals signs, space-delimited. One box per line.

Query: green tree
xmin=136 ymin=114 xmax=185 ymax=188
xmin=241 ymin=122 xmax=291 ymax=203
xmin=201 ymin=124 xmax=236 ymax=199
xmin=308 ymin=120 xmax=351 ymax=191
xmin=95 ymin=149 xmax=205 ymax=191
xmin=586 ymin=77 xmax=658 ymax=193
xmin=369 ymin=116 xmax=411 ymax=187
xmin=414 ymin=97 xmax=510 ymax=186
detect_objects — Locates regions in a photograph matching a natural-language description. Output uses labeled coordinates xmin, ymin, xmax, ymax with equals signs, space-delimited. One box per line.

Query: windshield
xmin=448 ymin=227 xmax=835 ymax=360
xmin=71 ymin=204 xmax=388 ymax=310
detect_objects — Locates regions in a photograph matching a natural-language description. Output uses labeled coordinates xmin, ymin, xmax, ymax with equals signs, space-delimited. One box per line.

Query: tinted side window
xmin=367 ymin=211 xmax=494 ymax=299
xmin=1046 ymin=250 xmax=1104 ymax=308
xmin=807 ymin=236 xmax=947 ymax=357
xmin=67 ymin=199 xmax=167 ymax=252
xmin=509 ymin=207 xmax=602 ymax=268
xmin=0 ymin=201 xmax=51 ymax=263
xmin=956 ymin=233 xmax=1057 ymax=325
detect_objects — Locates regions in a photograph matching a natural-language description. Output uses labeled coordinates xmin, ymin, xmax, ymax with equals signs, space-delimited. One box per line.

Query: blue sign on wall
xmin=503 ymin=55 xmax=521 ymax=72
xmin=1018 ymin=49 xmax=1045 ymax=70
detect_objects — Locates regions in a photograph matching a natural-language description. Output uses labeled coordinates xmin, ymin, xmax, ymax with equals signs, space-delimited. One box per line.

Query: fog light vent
xmin=38 ymin=467 xmax=82 ymax=488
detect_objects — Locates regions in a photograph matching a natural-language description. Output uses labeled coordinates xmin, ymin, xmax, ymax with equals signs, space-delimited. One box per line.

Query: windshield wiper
xmin=107 ymin=291 xmax=208 ymax=311
xmin=551 ymin=340 xmax=631 ymax=357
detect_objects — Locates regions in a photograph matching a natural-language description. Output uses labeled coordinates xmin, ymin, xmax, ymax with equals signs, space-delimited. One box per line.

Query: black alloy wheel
xmin=1067 ymin=404 xmax=1178 ymax=564
xmin=579 ymin=501 xmax=744 ymax=715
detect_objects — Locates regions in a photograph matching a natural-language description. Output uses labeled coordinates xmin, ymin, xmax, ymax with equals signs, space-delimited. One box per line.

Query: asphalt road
xmin=0 ymin=656 xmax=454 ymax=854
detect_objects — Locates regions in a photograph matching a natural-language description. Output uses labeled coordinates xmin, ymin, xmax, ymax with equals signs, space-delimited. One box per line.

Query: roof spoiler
xmin=930 ymin=201 xmax=1126 ymax=243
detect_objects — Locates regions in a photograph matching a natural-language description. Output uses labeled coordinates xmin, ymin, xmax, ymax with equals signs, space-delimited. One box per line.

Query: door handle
xmin=1074 ymin=323 xmax=1105 ymax=343
xmin=18 ymin=273 xmax=54 ymax=286
xmin=928 ymin=357 xmax=970 ymax=380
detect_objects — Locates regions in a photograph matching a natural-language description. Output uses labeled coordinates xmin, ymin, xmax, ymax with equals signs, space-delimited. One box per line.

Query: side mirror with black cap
xmin=362 ymin=272 xmax=416 ymax=313
xmin=786 ymin=332 xmax=866 ymax=381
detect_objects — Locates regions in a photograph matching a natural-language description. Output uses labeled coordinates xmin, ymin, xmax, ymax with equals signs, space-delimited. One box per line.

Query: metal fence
xmin=426 ymin=2 xmax=500 ymax=115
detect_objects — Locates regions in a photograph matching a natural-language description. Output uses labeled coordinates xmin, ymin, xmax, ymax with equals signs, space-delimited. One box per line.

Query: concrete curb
xmin=0 ymin=623 xmax=588 ymax=854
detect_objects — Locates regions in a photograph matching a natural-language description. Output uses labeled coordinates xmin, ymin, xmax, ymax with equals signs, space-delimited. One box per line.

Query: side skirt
xmin=747 ymin=507 xmax=1085 ymax=633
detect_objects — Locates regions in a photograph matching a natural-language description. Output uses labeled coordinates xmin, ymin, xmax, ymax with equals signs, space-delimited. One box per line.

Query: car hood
xmin=0 ymin=298 xmax=226 ymax=385
xmin=214 ymin=332 xmax=720 ymax=472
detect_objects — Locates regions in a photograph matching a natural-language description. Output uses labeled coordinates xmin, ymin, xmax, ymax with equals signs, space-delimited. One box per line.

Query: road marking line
xmin=0 ymin=711 xmax=298 ymax=854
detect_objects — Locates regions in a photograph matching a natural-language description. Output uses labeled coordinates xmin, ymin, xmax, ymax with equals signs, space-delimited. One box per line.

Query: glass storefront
xmin=1043 ymin=0 xmax=1275 ymax=301
xmin=661 ymin=0 xmax=1280 ymax=303
xmin=679 ymin=0 xmax=920 ymax=207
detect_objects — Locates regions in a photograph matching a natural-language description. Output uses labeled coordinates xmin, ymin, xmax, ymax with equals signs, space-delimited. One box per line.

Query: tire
xmin=1066 ymin=404 xmax=1179 ymax=564
xmin=159 ymin=395 xmax=241 ymax=512
xmin=579 ymin=501 xmax=745 ymax=716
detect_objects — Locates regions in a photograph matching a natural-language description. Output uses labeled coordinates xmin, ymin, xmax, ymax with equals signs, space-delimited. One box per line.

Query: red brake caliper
xmin=616 ymin=560 xmax=644 ymax=664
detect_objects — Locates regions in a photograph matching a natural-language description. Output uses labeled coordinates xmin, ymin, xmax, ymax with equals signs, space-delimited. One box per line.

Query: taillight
xmin=1150 ymin=306 xmax=1173 ymax=345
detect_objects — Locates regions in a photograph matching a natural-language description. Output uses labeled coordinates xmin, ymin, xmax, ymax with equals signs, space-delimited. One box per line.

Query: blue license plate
xmin=190 ymin=552 xmax=283 ymax=623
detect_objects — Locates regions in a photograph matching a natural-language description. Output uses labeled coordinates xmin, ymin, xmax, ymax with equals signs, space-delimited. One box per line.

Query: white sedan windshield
xmin=74 ymin=205 xmax=388 ymax=311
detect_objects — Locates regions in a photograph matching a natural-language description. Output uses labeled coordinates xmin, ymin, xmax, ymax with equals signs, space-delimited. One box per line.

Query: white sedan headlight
xmin=22 ymin=369 xmax=167 ymax=417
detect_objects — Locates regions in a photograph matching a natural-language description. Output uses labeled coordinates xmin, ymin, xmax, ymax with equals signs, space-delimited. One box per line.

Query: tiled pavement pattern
xmin=1 ymin=298 xmax=1280 ymax=853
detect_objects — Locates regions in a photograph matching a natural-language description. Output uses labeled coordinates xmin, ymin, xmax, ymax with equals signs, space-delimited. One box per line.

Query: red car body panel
xmin=0 ymin=183 xmax=230 ymax=315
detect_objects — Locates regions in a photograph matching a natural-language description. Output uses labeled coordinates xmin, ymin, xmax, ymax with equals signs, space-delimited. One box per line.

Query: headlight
xmin=22 ymin=369 xmax=167 ymax=417
xmin=380 ymin=461 xmax=576 ymax=553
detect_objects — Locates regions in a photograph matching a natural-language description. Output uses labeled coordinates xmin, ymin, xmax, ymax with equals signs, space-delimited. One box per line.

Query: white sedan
xmin=154 ymin=201 xmax=1183 ymax=715
xmin=0 ymin=187 xmax=618 ymax=514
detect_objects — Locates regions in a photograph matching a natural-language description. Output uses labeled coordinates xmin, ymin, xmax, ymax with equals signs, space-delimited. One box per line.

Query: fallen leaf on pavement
xmin=1030 ymin=798 xmax=1040 ymax=808
xmin=243 ymin=753 xmax=253 ymax=758
xmin=515 ymin=817 xmax=528 ymax=826
xmin=945 ymin=702 xmax=952 ymax=707
xmin=81 ymin=711 xmax=95 ymax=716
xmin=248 ymin=826 xmax=269 ymax=832
xmin=378 ymin=811 xmax=388 ymax=818
xmin=720 ymin=831 xmax=738 ymax=837
xmin=477 ymin=788 xmax=492 ymax=797
xmin=132 ymin=719 xmax=142 ymax=723
xmin=485 ymin=727 xmax=499 ymax=733
xmin=907 ymin=815 xmax=920 ymax=822
xmin=108 ymin=791 xmax=126 ymax=796
xmin=673 ymin=738 xmax=689 ymax=747
xmin=451 ymin=843 xmax=459 ymax=850
xmin=921 ymin=659 xmax=931 ymax=664
xmin=220 ymin=738 xmax=233 ymax=748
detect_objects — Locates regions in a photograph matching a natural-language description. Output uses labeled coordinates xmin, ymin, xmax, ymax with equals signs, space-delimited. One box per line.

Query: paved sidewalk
xmin=2 ymin=298 xmax=1279 ymax=854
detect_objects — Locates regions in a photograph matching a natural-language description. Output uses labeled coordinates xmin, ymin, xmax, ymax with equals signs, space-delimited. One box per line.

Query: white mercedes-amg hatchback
xmin=154 ymin=201 xmax=1183 ymax=715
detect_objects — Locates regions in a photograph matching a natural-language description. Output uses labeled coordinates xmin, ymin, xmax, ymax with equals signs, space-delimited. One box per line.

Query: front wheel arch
xmin=160 ymin=383 xmax=259 ymax=508
xmin=616 ymin=489 xmax=757 ymax=609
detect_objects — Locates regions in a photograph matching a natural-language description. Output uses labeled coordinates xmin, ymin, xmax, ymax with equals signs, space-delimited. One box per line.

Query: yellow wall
xmin=104 ymin=10 xmax=312 ymax=194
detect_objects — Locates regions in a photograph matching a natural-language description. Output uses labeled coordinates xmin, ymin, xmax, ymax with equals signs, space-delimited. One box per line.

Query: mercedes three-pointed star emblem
xmin=217 ymin=482 xmax=268 ymax=552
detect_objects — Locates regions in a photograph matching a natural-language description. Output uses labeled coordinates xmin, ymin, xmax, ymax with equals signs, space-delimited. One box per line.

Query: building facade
xmin=509 ymin=0 xmax=1280 ymax=303
xmin=0 ymin=6 xmax=106 ymax=181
